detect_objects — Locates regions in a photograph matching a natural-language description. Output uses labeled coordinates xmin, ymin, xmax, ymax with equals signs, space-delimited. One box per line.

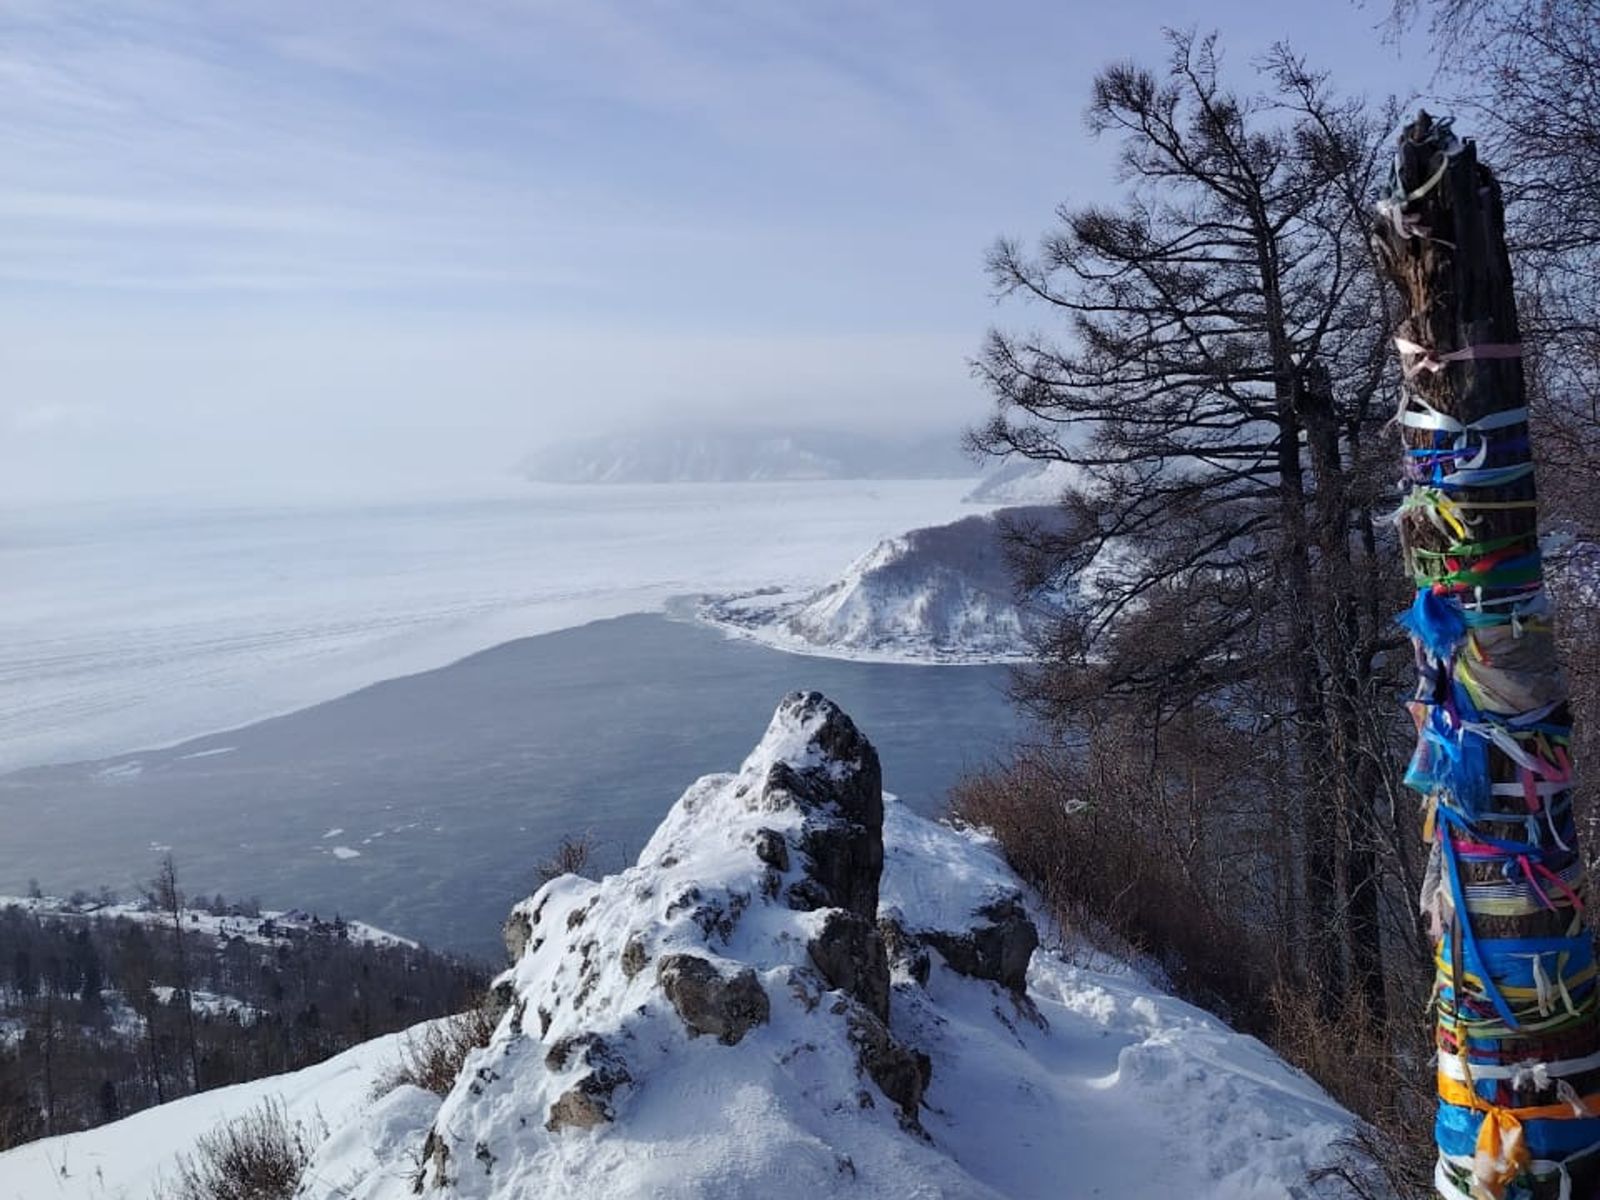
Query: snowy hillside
xmin=697 ymin=507 xmax=1068 ymax=662
xmin=0 ymin=894 xmax=416 ymax=951
xmin=516 ymin=429 xmax=972 ymax=484
xmin=1 ymin=694 xmax=1355 ymax=1199
xmin=0 ymin=1022 xmax=433 ymax=1199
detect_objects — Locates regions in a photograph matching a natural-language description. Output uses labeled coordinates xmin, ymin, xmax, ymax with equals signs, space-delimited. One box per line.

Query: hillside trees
xmin=154 ymin=856 xmax=203 ymax=1093
xmin=971 ymin=33 xmax=1414 ymax=1020
xmin=0 ymin=901 xmax=483 ymax=1151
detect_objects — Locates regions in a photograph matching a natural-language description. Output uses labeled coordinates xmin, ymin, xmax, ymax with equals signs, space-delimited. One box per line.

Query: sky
xmin=0 ymin=1 xmax=1431 ymax=501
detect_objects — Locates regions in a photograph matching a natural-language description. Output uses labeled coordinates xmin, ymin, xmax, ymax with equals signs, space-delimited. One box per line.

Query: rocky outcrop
xmin=542 ymin=1034 xmax=631 ymax=1131
xmin=807 ymin=909 xmax=889 ymax=1022
xmin=406 ymin=692 xmax=941 ymax=1193
xmin=919 ymin=892 xmax=1039 ymax=994
xmin=294 ymin=707 xmax=1353 ymax=1200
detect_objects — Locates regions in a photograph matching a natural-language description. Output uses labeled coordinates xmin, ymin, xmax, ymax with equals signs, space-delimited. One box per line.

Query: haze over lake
xmin=0 ymin=481 xmax=981 ymax=770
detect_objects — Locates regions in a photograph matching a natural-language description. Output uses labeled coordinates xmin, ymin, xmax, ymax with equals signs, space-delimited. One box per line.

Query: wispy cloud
xmin=0 ymin=1 xmax=1415 ymax=498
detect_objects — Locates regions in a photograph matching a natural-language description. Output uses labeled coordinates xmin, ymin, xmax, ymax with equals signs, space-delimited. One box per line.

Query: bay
xmin=0 ymin=613 xmax=1020 ymax=961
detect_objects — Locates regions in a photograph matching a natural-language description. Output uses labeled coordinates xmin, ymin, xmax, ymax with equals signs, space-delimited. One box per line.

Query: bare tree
xmin=154 ymin=855 xmax=202 ymax=1093
xmin=972 ymin=32 xmax=1409 ymax=1009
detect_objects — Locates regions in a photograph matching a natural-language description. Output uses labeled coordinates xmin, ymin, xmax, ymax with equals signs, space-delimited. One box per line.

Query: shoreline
xmin=0 ymin=613 xmax=1022 ymax=958
xmin=2 ymin=478 xmax=994 ymax=773
xmin=10 ymin=597 xmax=1025 ymax=778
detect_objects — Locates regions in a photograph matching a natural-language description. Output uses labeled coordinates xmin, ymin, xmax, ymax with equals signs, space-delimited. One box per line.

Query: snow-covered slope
xmin=0 ymin=1022 xmax=437 ymax=1200
xmin=517 ymin=430 xmax=972 ymax=484
xmin=698 ymin=507 xmax=1068 ymax=662
xmin=317 ymin=693 xmax=1347 ymax=1198
xmin=3 ymin=694 xmax=1355 ymax=1199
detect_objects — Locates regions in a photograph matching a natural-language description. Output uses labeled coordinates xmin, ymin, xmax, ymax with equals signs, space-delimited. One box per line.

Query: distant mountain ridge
xmin=517 ymin=429 xmax=974 ymax=484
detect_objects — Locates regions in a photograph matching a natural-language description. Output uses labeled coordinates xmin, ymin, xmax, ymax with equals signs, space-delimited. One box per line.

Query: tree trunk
xmin=1375 ymin=113 xmax=1600 ymax=1200
xmin=1304 ymin=363 xmax=1388 ymax=1023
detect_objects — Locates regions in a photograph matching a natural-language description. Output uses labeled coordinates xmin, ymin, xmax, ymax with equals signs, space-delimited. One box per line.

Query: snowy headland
xmin=695 ymin=506 xmax=1068 ymax=664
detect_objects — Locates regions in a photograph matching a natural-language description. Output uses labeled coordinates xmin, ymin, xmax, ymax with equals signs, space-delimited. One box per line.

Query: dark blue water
xmin=0 ymin=615 xmax=1020 ymax=961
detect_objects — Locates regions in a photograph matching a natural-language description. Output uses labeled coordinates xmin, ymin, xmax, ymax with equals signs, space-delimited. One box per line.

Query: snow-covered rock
xmin=311 ymin=692 xmax=1353 ymax=1199
xmin=2 ymin=694 xmax=1357 ymax=1199
xmin=697 ymin=507 xmax=1068 ymax=662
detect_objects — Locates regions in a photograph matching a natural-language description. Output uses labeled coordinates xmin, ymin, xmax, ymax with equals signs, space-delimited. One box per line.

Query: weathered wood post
xmin=1374 ymin=113 xmax=1600 ymax=1200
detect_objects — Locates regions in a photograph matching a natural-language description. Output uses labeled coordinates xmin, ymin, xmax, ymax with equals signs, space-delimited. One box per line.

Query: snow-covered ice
xmin=0 ymin=481 xmax=985 ymax=770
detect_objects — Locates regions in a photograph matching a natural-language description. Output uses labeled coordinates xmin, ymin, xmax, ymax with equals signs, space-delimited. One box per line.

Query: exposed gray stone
xmin=807 ymin=909 xmax=889 ymax=1022
xmin=657 ymin=953 xmax=770 ymax=1046
xmin=620 ymin=935 xmax=649 ymax=979
xmin=752 ymin=827 xmax=790 ymax=872
xmin=846 ymin=1005 xmax=930 ymax=1130
xmin=503 ymin=909 xmax=533 ymax=962
xmin=542 ymin=1033 xmax=632 ymax=1133
xmin=759 ymin=693 xmax=883 ymax=922
xmin=921 ymin=891 xmax=1038 ymax=994
xmin=878 ymin=916 xmax=931 ymax=988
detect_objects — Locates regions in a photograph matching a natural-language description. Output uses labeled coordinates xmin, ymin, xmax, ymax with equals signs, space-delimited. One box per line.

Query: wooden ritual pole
xmin=1374 ymin=112 xmax=1600 ymax=1200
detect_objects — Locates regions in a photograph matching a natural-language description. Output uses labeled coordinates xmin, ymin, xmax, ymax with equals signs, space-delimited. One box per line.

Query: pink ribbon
xmin=1394 ymin=337 xmax=1524 ymax=380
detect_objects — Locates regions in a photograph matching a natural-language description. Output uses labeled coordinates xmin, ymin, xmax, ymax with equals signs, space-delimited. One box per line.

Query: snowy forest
xmin=0 ymin=875 xmax=482 ymax=1151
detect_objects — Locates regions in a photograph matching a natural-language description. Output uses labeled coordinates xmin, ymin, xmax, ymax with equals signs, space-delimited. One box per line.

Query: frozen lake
xmin=0 ymin=614 xmax=1018 ymax=961
xmin=0 ymin=482 xmax=1023 ymax=959
xmin=0 ymin=480 xmax=982 ymax=770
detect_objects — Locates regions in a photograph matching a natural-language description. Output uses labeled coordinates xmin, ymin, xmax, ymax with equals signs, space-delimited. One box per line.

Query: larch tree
xmin=154 ymin=855 xmax=202 ymax=1094
xmin=972 ymin=33 xmax=1410 ymax=1011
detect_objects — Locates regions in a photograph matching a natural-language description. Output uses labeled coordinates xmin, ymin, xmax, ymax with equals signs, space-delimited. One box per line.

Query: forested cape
xmin=0 ymin=893 xmax=484 ymax=1151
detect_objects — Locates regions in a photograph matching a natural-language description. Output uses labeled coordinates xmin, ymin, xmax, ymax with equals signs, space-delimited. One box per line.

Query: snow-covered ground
xmin=0 ymin=1021 xmax=435 ymax=1200
xmin=0 ymin=480 xmax=985 ymax=770
xmin=697 ymin=507 xmax=1066 ymax=663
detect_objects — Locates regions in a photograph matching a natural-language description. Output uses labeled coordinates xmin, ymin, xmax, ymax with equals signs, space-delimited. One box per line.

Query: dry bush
xmin=373 ymin=996 xmax=500 ymax=1099
xmin=171 ymin=1100 xmax=323 ymax=1200
xmin=535 ymin=833 xmax=593 ymax=888
xmin=950 ymin=736 xmax=1280 ymax=1033
xmin=1272 ymin=980 xmax=1434 ymax=1198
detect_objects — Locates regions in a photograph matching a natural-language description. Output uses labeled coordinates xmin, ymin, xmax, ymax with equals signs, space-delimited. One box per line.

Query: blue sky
xmin=0 ymin=1 xmax=1430 ymax=499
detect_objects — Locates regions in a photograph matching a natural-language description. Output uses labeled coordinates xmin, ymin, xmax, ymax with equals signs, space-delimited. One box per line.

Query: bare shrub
xmin=949 ymin=734 xmax=1279 ymax=1033
xmin=171 ymin=1100 xmax=323 ymax=1200
xmin=535 ymin=833 xmax=593 ymax=888
xmin=372 ymin=996 xmax=500 ymax=1099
